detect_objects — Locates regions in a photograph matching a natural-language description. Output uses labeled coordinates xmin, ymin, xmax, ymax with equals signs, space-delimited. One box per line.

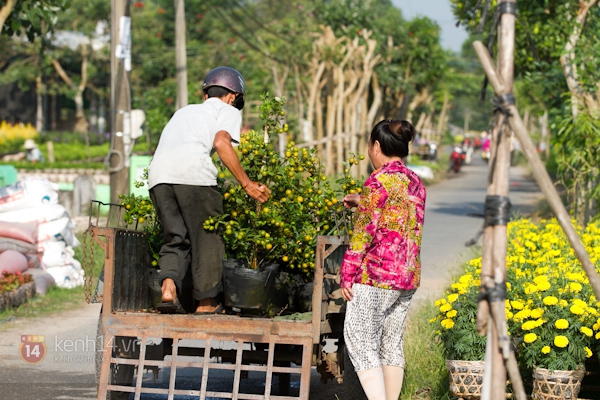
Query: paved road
xmin=0 ymin=152 xmax=542 ymax=399
xmin=415 ymin=154 xmax=542 ymax=303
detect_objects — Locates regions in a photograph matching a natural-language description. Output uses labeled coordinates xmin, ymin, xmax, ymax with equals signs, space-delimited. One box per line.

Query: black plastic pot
xmin=222 ymin=260 xmax=278 ymax=311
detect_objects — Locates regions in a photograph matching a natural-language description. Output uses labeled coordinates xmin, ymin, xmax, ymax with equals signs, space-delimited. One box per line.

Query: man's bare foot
xmin=195 ymin=297 xmax=221 ymax=313
xmin=161 ymin=278 xmax=177 ymax=303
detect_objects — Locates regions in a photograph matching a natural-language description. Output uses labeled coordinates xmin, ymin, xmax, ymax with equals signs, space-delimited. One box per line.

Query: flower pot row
xmin=446 ymin=360 xmax=586 ymax=400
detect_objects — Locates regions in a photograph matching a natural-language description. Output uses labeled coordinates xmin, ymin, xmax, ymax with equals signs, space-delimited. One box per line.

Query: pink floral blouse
xmin=340 ymin=160 xmax=426 ymax=291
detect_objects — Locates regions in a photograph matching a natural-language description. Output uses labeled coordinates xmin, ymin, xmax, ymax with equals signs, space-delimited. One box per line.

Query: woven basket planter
xmin=446 ymin=360 xmax=485 ymax=399
xmin=531 ymin=367 xmax=585 ymax=400
xmin=0 ymin=281 xmax=36 ymax=312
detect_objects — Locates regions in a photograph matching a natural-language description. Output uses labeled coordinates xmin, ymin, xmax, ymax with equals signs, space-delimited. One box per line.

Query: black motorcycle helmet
xmin=202 ymin=66 xmax=245 ymax=110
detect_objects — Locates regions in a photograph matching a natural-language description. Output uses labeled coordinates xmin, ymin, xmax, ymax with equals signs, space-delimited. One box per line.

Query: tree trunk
xmin=174 ymin=0 xmax=188 ymax=110
xmin=559 ymin=0 xmax=598 ymax=118
xmin=35 ymin=76 xmax=44 ymax=132
xmin=0 ymin=0 xmax=16 ymax=31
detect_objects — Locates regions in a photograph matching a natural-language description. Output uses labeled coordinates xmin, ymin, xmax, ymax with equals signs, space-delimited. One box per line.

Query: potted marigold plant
xmin=504 ymin=218 xmax=599 ymax=400
xmin=431 ymin=258 xmax=487 ymax=400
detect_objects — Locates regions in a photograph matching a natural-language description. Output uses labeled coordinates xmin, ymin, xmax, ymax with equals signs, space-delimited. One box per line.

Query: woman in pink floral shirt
xmin=341 ymin=119 xmax=426 ymax=400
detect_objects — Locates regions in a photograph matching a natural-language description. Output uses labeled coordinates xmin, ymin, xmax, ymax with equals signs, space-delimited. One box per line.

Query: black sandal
xmin=156 ymin=298 xmax=186 ymax=314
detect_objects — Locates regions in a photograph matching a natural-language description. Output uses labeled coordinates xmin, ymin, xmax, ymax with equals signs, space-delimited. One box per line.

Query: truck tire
xmin=95 ymin=309 xmax=137 ymax=400
xmin=341 ymin=342 xmax=367 ymax=400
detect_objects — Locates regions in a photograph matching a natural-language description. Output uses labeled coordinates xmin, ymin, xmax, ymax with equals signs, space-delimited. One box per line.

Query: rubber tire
xmin=341 ymin=342 xmax=367 ymax=400
xmin=95 ymin=308 xmax=136 ymax=400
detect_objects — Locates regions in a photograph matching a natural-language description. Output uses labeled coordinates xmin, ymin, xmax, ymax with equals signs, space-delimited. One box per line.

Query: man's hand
xmin=243 ymin=181 xmax=271 ymax=203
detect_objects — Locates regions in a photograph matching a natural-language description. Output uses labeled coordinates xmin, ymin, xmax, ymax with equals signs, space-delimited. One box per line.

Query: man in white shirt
xmin=148 ymin=66 xmax=270 ymax=314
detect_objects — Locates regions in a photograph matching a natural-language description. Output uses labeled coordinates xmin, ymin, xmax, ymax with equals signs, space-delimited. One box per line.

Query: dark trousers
xmin=149 ymin=184 xmax=224 ymax=300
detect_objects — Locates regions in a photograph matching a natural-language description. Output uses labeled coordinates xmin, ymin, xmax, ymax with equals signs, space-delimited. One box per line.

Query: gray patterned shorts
xmin=344 ymin=283 xmax=415 ymax=372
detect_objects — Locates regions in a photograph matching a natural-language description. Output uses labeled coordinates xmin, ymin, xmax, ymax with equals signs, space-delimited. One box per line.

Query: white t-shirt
xmin=148 ymin=98 xmax=242 ymax=189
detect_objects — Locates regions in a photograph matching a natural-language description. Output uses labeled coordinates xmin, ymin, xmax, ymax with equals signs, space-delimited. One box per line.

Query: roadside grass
xmin=401 ymin=301 xmax=452 ymax=399
xmin=0 ymin=233 xmax=104 ymax=325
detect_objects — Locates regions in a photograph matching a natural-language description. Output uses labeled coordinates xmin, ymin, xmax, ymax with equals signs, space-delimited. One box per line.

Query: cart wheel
xmin=341 ymin=341 xmax=367 ymax=400
xmin=95 ymin=308 xmax=137 ymax=400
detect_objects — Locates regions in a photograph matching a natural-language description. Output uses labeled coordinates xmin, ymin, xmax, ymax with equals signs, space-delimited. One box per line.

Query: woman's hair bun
xmin=388 ymin=120 xmax=415 ymax=144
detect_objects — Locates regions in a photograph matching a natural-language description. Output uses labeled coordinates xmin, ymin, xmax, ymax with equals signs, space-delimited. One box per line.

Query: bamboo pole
xmin=473 ymin=40 xmax=600 ymax=300
xmin=476 ymin=2 xmax=516 ymax=399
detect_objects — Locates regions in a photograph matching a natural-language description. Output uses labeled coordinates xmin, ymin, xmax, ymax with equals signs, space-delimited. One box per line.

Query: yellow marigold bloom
xmin=429 ymin=318 xmax=436 ymax=323
xmin=505 ymin=299 xmax=511 ymax=310
xmin=531 ymin=308 xmax=544 ymax=319
xmin=506 ymin=311 xmax=514 ymax=319
xmin=555 ymin=319 xmax=569 ymax=329
xmin=543 ymin=296 xmax=558 ymax=306
xmin=559 ymin=300 xmax=569 ymax=307
xmin=581 ymin=327 xmax=593 ymax=337
xmin=534 ymin=318 xmax=545 ymax=327
xmin=434 ymin=299 xmax=444 ymax=307
xmin=440 ymin=303 xmax=452 ymax=313
xmin=533 ymin=276 xmax=548 ymax=284
xmin=446 ymin=310 xmax=457 ymax=318
xmin=596 ymin=332 xmax=600 ymax=340
xmin=537 ymin=281 xmax=551 ymax=291
xmin=541 ymin=346 xmax=551 ymax=354
xmin=522 ymin=320 xmax=537 ymax=331
xmin=554 ymin=335 xmax=569 ymax=348
xmin=573 ymin=299 xmax=588 ymax=309
xmin=524 ymin=333 xmax=537 ymax=343
xmin=588 ymin=307 xmax=598 ymax=316
xmin=459 ymin=274 xmax=473 ymax=285
xmin=511 ymin=300 xmax=525 ymax=310
xmin=441 ymin=319 xmax=455 ymax=330
xmin=506 ymin=282 xmax=511 ymax=291
xmin=469 ymin=257 xmax=482 ymax=267
xmin=585 ymin=347 xmax=593 ymax=358
xmin=447 ymin=293 xmax=459 ymax=303
xmin=570 ymin=305 xmax=585 ymax=315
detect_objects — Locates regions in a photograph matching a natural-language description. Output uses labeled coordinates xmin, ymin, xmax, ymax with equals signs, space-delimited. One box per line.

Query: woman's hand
xmin=341 ymin=287 xmax=354 ymax=301
xmin=343 ymin=193 xmax=361 ymax=208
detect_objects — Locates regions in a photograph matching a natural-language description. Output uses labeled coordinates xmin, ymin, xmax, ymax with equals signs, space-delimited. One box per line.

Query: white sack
xmin=0 ymin=177 xmax=58 ymax=213
xmin=45 ymin=261 xmax=84 ymax=289
xmin=0 ymin=204 xmax=67 ymax=224
xmin=40 ymin=241 xmax=76 ymax=268
xmin=37 ymin=216 xmax=80 ymax=247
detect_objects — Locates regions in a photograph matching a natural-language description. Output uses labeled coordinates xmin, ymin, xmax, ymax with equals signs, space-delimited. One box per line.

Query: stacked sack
xmin=0 ymin=177 xmax=84 ymax=293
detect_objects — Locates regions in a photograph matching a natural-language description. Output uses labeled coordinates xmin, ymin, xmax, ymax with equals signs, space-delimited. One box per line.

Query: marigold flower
xmin=585 ymin=347 xmax=593 ymax=358
xmin=555 ymin=319 xmax=569 ymax=329
xmin=524 ymin=333 xmax=537 ymax=343
xmin=596 ymin=332 xmax=600 ymax=340
xmin=536 ymin=281 xmax=551 ymax=291
xmin=541 ymin=346 xmax=551 ymax=354
xmin=441 ymin=319 xmax=454 ymax=330
xmin=554 ymin=335 xmax=569 ymax=348
xmin=439 ymin=303 xmax=452 ymax=313
xmin=559 ymin=300 xmax=569 ymax=307
xmin=531 ymin=308 xmax=544 ymax=319
xmin=570 ymin=305 xmax=585 ymax=315
xmin=511 ymin=300 xmax=525 ymax=310
xmin=543 ymin=296 xmax=558 ymax=306
xmin=521 ymin=321 xmax=537 ymax=331
xmin=581 ymin=327 xmax=593 ymax=337
xmin=447 ymin=293 xmax=459 ymax=304
xmin=446 ymin=310 xmax=457 ymax=318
